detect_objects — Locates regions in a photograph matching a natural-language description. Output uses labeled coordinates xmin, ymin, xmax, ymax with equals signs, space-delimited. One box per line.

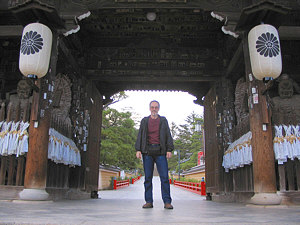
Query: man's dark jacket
xmin=135 ymin=115 xmax=174 ymax=155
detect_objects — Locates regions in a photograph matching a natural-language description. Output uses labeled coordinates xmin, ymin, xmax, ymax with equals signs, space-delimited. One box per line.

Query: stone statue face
xmin=278 ymin=78 xmax=293 ymax=99
xmin=17 ymin=80 xmax=32 ymax=99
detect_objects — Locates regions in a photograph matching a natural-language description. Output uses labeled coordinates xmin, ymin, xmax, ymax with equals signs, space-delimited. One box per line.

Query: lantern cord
xmin=262 ymin=79 xmax=274 ymax=95
xmin=25 ymin=77 xmax=39 ymax=92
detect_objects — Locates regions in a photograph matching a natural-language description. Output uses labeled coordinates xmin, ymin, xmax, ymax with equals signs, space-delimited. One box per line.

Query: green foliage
xmin=129 ymin=175 xmax=141 ymax=183
xmin=101 ymin=106 xmax=203 ymax=176
xmin=103 ymin=91 xmax=128 ymax=109
xmin=168 ymin=112 xmax=204 ymax=174
xmin=110 ymin=176 xmax=115 ymax=190
xmin=101 ymin=108 xmax=141 ymax=170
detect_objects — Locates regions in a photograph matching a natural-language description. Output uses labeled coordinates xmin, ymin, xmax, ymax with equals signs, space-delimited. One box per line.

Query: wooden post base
xmin=19 ymin=188 xmax=49 ymax=201
xmin=249 ymin=193 xmax=282 ymax=205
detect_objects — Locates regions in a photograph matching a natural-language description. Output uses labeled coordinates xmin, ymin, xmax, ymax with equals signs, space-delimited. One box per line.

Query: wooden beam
xmin=226 ymin=42 xmax=243 ymax=78
xmin=87 ymin=75 xmax=219 ymax=82
xmin=0 ymin=25 xmax=23 ymax=37
xmin=85 ymin=0 xmax=247 ymax=12
xmin=86 ymin=71 xmax=219 ymax=82
xmin=58 ymin=38 xmax=81 ymax=75
xmin=279 ymin=26 xmax=300 ymax=40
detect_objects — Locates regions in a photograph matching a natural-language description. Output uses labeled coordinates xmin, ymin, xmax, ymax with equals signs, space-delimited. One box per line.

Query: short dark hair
xmin=149 ymin=100 xmax=160 ymax=108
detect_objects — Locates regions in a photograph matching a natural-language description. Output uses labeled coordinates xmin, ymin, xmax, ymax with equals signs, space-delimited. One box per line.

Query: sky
xmin=110 ymin=91 xmax=204 ymax=126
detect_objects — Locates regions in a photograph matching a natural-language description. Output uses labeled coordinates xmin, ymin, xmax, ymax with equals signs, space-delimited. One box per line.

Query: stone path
xmin=0 ymin=176 xmax=299 ymax=224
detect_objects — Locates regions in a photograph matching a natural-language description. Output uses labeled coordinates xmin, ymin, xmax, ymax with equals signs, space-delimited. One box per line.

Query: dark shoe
xmin=142 ymin=202 xmax=153 ymax=208
xmin=164 ymin=203 xmax=173 ymax=209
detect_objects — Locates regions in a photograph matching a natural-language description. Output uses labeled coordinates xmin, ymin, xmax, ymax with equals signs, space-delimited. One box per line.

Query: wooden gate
xmin=204 ymin=85 xmax=224 ymax=195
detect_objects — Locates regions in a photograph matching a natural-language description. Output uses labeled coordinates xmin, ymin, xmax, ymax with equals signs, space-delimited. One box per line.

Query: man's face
xmin=150 ymin=102 xmax=159 ymax=117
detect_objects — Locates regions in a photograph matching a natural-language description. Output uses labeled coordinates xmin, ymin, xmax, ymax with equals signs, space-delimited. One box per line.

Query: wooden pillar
xmin=7 ymin=102 xmax=21 ymax=185
xmin=242 ymin=36 xmax=281 ymax=205
xmin=84 ymin=81 xmax=102 ymax=198
xmin=0 ymin=102 xmax=13 ymax=185
xmin=0 ymin=103 xmax=5 ymax=184
xmin=286 ymin=160 xmax=295 ymax=191
xmin=16 ymin=100 xmax=30 ymax=186
xmin=25 ymin=84 xmax=50 ymax=188
xmin=19 ymin=80 xmax=50 ymax=200
xmin=19 ymin=31 xmax=58 ymax=201
xmin=296 ymin=159 xmax=300 ymax=191
xmin=278 ymin=164 xmax=286 ymax=191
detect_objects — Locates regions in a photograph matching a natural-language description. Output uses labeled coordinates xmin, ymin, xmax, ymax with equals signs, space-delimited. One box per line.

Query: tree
xmin=103 ymin=91 xmax=128 ymax=110
xmin=168 ymin=112 xmax=204 ymax=173
xmin=100 ymin=108 xmax=140 ymax=170
xmin=170 ymin=122 xmax=178 ymax=138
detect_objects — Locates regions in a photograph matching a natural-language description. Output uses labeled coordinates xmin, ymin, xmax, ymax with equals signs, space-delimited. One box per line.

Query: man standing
xmin=135 ymin=100 xmax=174 ymax=209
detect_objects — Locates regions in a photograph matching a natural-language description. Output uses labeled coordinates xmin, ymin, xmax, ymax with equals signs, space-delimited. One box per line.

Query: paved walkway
xmin=0 ymin=176 xmax=299 ymax=224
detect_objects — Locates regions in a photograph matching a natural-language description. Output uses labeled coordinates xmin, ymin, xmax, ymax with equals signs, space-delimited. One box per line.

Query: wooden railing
xmin=113 ymin=179 xmax=130 ymax=190
xmin=0 ymin=100 xmax=30 ymax=187
xmin=131 ymin=175 xmax=141 ymax=184
xmin=277 ymin=159 xmax=300 ymax=192
xmin=173 ymin=180 xmax=206 ymax=196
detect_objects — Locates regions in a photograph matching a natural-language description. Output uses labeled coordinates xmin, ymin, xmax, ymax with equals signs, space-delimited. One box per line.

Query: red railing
xmin=173 ymin=180 xmax=206 ymax=196
xmin=113 ymin=179 xmax=130 ymax=190
xmin=131 ymin=175 xmax=141 ymax=184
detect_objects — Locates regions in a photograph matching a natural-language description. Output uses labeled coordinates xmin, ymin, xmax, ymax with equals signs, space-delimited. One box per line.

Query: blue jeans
xmin=142 ymin=154 xmax=172 ymax=204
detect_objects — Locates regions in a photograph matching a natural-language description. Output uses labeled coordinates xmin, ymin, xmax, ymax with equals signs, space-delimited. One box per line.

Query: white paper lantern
xmin=248 ymin=24 xmax=282 ymax=80
xmin=19 ymin=23 xmax=52 ymax=79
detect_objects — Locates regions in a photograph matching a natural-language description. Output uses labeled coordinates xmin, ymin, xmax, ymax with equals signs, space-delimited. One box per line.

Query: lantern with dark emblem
xmin=248 ymin=24 xmax=282 ymax=80
xmin=19 ymin=23 xmax=52 ymax=79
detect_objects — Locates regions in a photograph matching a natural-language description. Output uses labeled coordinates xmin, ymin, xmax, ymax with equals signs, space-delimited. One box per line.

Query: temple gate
xmin=0 ymin=0 xmax=299 ymax=205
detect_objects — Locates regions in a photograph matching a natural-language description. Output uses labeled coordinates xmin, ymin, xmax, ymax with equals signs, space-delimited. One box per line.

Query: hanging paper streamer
xmin=222 ymin=131 xmax=252 ymax=172
xmin=48 ymin=128 xmax=81 ymax=167
xmin=0 ymin=121 xmax=29 ymax=157
xmin=273 ymin=124 xmax=300 ymax=164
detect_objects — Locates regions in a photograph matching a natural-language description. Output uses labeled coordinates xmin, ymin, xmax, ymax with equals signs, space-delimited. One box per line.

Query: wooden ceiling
xmin=75 ymin=8 xmax=228 ymax=99
xmin=1 ymin=0 xmax=300 ymax=101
